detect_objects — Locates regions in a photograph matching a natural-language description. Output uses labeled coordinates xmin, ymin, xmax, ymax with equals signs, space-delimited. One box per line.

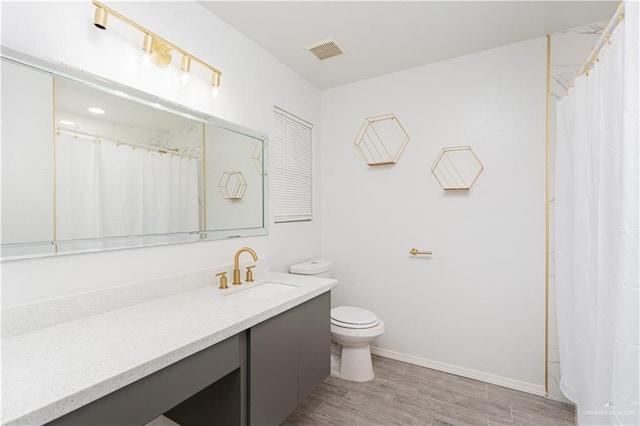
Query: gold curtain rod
xmin=56 ymin=127 xmax=200 ymax=160
xmin=564 ymin=2 xmax=625 ymax=96
xmin=92 ymin=1 xmax=221 ymax=78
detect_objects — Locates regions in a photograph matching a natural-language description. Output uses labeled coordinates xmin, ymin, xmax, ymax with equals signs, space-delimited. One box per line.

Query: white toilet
xmin=290 ymin=260 xmax=385 ymax=382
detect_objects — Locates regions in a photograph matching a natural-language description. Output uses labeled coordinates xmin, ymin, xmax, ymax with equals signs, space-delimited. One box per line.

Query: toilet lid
xmin=331 ymin=306 xmax=380 ymax=329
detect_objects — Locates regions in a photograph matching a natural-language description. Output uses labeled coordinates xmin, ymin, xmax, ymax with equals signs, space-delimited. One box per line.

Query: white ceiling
xmin=200 ymin=1 xmax=617 ymax=90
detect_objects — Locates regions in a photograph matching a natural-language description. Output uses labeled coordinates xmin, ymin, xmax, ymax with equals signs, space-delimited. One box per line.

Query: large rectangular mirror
xmin=0 ymin=50 xmax=267 ymax=259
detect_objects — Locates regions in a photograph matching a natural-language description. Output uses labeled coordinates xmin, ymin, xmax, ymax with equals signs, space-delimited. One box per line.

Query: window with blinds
xmin=272 ymin=107 xmax=313 ymax=223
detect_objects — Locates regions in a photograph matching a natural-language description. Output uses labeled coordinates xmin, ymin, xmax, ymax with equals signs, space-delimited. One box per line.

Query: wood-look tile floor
xmin=282 ymin=355 xmax=575 ymax=426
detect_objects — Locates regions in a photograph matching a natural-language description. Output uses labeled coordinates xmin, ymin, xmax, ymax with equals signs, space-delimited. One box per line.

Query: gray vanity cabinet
xmin=249 ymin=292 xmax=330 ymax=425
xmin=42 ymin=292 xmax=330 ymax=426
xmin=298 ymin=292 xmax=331 ymax=402
xmin=46 ymin=333 xmax=246 ymax=426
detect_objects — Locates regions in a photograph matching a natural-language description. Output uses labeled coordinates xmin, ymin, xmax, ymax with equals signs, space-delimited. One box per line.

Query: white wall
xmin=322 ymin=38 xmax=547 ymax=393
xmin=1 ymin=1 xmax=322 ymax=307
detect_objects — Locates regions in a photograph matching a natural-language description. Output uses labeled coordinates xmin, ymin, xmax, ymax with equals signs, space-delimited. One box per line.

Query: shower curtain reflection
xmin=55 ymin=133 xmax=200 ymax=244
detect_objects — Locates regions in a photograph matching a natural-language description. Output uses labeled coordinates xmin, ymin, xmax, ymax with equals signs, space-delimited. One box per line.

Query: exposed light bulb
xmin=142 ymin=52 xmax=152 ymax=68
xmin=181 ymin=71 xmax=190 ymax=85
xmin=211 ymin=71 xmax=221 ymax=98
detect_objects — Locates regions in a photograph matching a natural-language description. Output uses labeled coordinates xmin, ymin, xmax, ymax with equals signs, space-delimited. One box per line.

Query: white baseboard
xmin=370 ymin=346 xmax=547 ymax=397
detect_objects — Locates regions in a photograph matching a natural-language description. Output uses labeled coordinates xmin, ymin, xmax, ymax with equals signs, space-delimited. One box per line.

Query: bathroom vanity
xmin=0 ymin=47 xmax=331 ymax=426
xmin=0 ymin=34 xmax=332 ymax=426
xmin=1 ymin=272 xmax=336 ymax=426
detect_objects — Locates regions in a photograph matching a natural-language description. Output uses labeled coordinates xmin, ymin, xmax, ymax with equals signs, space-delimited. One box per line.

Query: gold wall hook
xmin=409 ymin=248 xmax=432 ymax=256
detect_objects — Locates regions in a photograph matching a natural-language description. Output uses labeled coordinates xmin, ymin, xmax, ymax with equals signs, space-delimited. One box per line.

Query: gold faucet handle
xmin=245 ymin=265 xmax=256 ymax=282
xmin=216 ymin=271 xmax=228 ymax=289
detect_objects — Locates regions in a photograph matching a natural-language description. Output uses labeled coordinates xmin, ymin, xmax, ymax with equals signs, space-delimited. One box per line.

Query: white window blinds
xmin=272 ymin=107 xmax=313 ymax=223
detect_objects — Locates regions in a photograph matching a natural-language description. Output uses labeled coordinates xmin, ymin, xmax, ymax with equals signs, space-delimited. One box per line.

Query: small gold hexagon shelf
xmin=219 ymin=171 xmax=247 ymax=200
xmin=354 ymin=113 xmax=410 ymax=166
xmin=431 ymin=146 xmax=484 ymax=190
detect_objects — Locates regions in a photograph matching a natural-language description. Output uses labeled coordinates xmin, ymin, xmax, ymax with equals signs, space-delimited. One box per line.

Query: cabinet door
xmin=297 ymin=292 xmax=331 ymax=402
xmin=249 ymin=306 xmax=299 ymax=426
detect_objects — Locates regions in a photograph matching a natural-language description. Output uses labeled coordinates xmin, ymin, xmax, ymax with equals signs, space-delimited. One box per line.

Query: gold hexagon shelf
xmin=354 ymin=113 xmax=410 ymax=166
xmin=431 ymin=146 xmax=484 ymax=190
xmin=219 ymin=171 xmax=247 ymax=200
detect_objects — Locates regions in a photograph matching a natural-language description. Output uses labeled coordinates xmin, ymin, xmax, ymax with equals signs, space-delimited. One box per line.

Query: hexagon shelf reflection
xmin=252 ymin=140 xmax=266 ymax=175
xmin=219 ymin=171 xmax=248 ymax=200
xmin=431 ymin=146 xmax=484 ymax=190
xmin=354 ymin=114 xmax=410 ymax=166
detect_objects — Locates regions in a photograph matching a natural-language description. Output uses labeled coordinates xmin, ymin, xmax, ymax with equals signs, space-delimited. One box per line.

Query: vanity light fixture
xmin=92 ymin=0 xmax=222 ymax=95
xmin=211 ymin=71 xmax=220 ymax=98
xmin=142 ymin=34 xmax=153 ymax=54
xmin=141 ymin=34 xmax=153 ymax=68
xmin=93 ymin=6 xmax=108 ymax=30
xmin=180 ymin=55 xmax=191 ymax=85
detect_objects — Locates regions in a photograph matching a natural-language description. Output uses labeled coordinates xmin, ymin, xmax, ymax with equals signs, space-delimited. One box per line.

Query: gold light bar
xmin=92 ymin=0 xmax=222 ymax=90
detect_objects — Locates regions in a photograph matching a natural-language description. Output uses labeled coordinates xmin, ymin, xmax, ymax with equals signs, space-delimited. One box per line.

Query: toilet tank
xmin=290 ymin=259 xmax=332 ymax=278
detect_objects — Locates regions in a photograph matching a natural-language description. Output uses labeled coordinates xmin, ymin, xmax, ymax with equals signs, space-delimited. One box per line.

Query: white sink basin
xmin=224 ymin=282 xmax=298 ymax=300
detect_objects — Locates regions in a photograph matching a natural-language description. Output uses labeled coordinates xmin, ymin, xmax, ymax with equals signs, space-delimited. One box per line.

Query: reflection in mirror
xmin=1 ymin=59 xmax=54 ymax=252
xmin=204 ymin=124 xmax=264 ymax=233
xmin=54 ymin=77 xmax=202 ymax=242
xmin=0 ymin=52 xmax=267 ymax=260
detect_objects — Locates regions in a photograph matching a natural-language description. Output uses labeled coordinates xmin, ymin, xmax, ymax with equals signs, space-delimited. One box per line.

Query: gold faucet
xmin=233 ymin=247 xmax=258 ymax=285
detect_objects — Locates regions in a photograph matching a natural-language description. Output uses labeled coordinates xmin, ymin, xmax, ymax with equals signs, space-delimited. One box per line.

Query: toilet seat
xmin=331 ymin=306 xmax=380 ymax=329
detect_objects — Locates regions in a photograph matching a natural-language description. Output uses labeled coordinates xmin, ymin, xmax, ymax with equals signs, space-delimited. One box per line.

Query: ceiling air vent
xmin=306 ymin=37 xmax=345 ymax=61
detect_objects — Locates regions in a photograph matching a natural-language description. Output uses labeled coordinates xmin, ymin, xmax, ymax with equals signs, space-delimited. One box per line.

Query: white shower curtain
xmin=56 ymin=135 xmax=199 ymax=242
xmin=555 ymin=3 xmax=639 ymax=425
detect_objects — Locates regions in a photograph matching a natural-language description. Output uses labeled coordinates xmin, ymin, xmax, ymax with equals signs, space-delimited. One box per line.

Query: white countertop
xmin=1 ymin=272 xmax=337 ymax=425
